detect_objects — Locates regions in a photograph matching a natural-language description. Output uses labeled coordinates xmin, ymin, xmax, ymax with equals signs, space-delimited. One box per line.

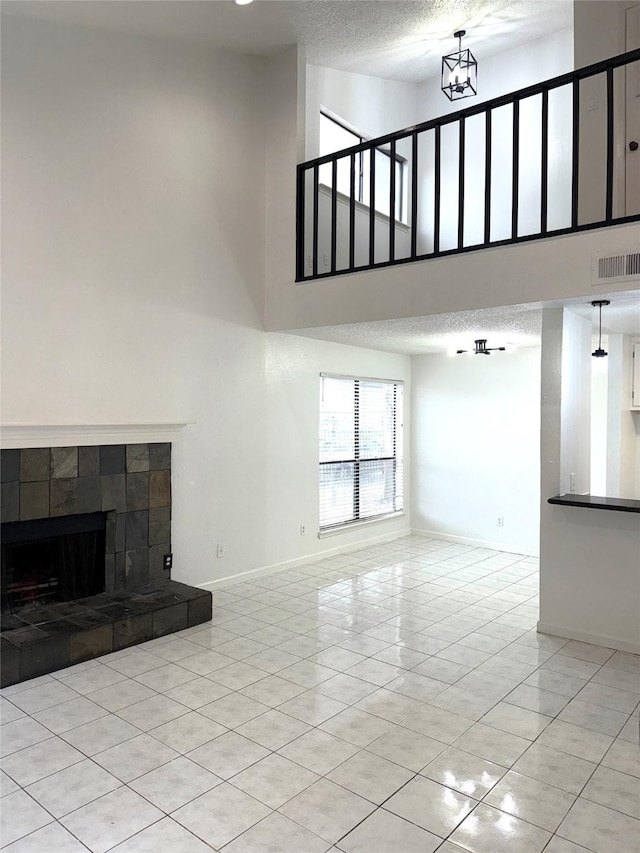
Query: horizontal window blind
xmin=319 ymin=375 xmax=403 ymax=530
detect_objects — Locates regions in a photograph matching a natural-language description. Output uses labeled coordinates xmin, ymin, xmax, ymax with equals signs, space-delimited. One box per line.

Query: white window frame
xmin=319 ymin=373 xmax=404 ymax=533
xmin=319 ymin=111 xmax=408 ymax=224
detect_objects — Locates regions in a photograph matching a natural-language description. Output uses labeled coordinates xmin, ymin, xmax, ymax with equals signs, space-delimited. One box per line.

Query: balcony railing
xmin=296 ymin=49 xmax=640 ymax=282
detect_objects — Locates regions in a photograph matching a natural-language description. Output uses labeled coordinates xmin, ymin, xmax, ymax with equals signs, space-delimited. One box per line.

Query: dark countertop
xmin=548 ymin=494 xmax=640 ymax=514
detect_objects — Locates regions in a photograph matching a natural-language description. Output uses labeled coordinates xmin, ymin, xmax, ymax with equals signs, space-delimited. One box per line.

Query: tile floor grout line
xmin=1 ymin=535 xmax=638 ymax=853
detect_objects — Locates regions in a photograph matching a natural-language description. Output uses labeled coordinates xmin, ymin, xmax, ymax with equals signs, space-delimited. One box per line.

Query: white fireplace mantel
xmin=1 ymin=423 xmax=192 ymax=449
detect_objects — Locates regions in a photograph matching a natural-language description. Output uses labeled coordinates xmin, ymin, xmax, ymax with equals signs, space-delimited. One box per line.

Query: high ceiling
xmin=2 ymin=0 xmax=573 ymax=83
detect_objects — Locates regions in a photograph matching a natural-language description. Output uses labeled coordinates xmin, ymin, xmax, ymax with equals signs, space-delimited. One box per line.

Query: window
xmin=319 ymin=112 xmax=407 ymax=222
xmin=319 ymin=375 xmax=404 ymax=530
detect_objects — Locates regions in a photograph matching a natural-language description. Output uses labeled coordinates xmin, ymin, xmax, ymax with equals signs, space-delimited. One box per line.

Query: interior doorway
xmin=626 ymin=4 xmax=640 ymax=215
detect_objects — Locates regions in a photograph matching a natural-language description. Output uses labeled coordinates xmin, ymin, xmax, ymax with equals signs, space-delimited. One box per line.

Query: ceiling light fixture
xmin=442 ymin=30 xmax=477 ymax=101
xmin=234 ymin=0 xmax=254 ymax=5
xmin=591 ymin=299 xmax=610 ymax=358
xmin=456 ymin=339 xmax=505 ymax=355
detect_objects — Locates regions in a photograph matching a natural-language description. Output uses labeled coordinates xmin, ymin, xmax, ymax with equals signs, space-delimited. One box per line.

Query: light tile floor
xmin=1 ymin=535 xmax=639 ymax=853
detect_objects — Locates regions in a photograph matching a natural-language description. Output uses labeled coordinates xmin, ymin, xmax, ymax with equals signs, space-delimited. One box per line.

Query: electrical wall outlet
xmin=570 ymin=473 xmax=576 ymax=492
xmin=216 ymin=544 xmax=224 ymax=558
xmin=497 ymin=516 xmax=504 ymax=527
xmin=300 ymin=524 xmax=306 ymax=536
xmin=163 ymin=553 xmax=173 ymax=571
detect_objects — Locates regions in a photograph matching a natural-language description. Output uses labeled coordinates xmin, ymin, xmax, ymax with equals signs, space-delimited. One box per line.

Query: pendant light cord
xmin=598 ymin=302 xmax=603 ymax=350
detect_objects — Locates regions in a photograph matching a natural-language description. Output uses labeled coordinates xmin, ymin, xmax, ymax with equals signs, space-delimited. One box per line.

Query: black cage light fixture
xmin=591 ymin=300 xmax=610 ymax=358
xmin=442 ymin=30 xmax=477 ymax=101
xmin=456 ymin=339 xmax=505 ymax=355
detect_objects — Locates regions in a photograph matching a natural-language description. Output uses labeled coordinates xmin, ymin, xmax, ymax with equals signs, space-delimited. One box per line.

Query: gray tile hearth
xmin=149 ymin=507 xmax=170 ymax=545
xmin=19 ymin=449 xmax=49 ymax=483
xmin=125 ymin=511 xmax=149 ymax=551
xmin=100 ymin=445 xmax=126 ymax=476
xmin=78 ymin=446 xmax=100 ymax=477
xmin=149 ymin=470 xmax=170 ymax=507
xmin=149 ymin=443 xmax=171 ymax=471
xmin=126 ymin=473 xmax=149 ymax=511
xmin=1 ymin=450 xmax=21 ymax=484
xmin=77 ymin=476 xmax=102 ymax=514
xmin=50 ymin=478 xmax=78 ymax=516
xmin=1 ymin=582 xmax=212 ymax=686
xmin=126 ymin=444 xmax=150 ymax=473
xmin=126 ymin=549 xmax=150 ymax=589
xmin=1 ymin=483 xmax=19 ymax=523
xmin=101 ymin=475 xmax=126 ymax=514
xmin=51 ymin=447 xmax=78 ymax=479
xmin=19 ymin=482 xmax=49 ymax=521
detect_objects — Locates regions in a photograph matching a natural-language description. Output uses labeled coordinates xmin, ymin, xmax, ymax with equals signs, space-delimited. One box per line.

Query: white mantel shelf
xmin=1 ymin=423 xmax=192 ymax=449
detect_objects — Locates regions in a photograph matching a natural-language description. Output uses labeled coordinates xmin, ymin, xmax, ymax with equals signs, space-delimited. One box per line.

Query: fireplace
xmin=1 ymin=442 xmax=173 ymax=592
xmin=0 ymin=440 xmax=211 ymax=687
xmin=2 ymin=512 xmax=107 ymax=616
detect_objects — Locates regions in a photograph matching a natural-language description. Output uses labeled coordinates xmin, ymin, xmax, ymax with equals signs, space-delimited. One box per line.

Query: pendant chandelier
xmin=591 ymin=300 xmax=610 ymax=358
xmin=442 ymin=30 xmax=477 ymax=101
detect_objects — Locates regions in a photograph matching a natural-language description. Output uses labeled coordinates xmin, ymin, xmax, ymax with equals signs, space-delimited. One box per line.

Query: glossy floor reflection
xmin=1 ymin=535 xmax=639 ymax=852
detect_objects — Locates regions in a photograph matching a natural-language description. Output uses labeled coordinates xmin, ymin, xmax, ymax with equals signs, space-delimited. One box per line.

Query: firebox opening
xmin=1 ymin=512 xmax=106 ymax=618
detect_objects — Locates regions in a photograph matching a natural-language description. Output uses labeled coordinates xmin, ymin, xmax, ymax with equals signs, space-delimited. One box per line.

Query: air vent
xmin=592 ymin=252 xmax=640 ymax=284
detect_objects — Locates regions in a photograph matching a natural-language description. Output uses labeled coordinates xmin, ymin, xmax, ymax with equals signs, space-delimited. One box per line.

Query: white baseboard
xmin=537 ymin=621 xmax=640 ymax=655
xmin=411 ymin=528 xmax=538 ymax=559
xmin=197 ymin=528 xmax=411 ymax=591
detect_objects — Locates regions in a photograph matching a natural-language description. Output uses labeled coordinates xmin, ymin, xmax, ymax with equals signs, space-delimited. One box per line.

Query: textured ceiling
xmin=291 ymin=304 xmax=544 ymax=355
xmin=2 ymin=0 xmax=573 ymax=83
xmin=290 ymin=292 xmax=640 ymax=355
xmin=567 ymin=293 xmax=640 ymax=337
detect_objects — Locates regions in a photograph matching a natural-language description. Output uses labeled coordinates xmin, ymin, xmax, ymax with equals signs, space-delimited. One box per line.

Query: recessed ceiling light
xmin=234 ymin=0 xmax=254 ymax=5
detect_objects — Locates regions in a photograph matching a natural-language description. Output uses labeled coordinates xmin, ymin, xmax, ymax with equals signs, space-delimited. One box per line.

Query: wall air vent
xmin=592 ymin=252 xmax=640 ymax=284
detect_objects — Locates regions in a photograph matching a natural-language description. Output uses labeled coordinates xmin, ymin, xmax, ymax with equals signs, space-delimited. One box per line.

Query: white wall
xmin=302 ymin=65 xmax=417 ymax=276
xmin=574 ymin=0 xmax=635 ymax=65
xmin=607 ymin=335 xmax=640 ymax=499
xmin=590 ymin=359 xmax=608 ymax=496
xmin=268 ymin=218 xmax=640 ymax=332
xmin=303 ymin=189 xmax=412 ymax=277
xmin=1 ymin=17 xmax=268 ymax=589
xmin=618 ymin=336 xmax=640 ymax=499
xmin=265 ymin=45 xmax=305 ymax=313
xmin=415 ymin=29 xmax=574 ymax=252
xmin=573 ymin=0 xmax=638 ymax=221
xmin=264 ymin=335 xmax=410 ymax=570
xmin=539 ymin=307 xmax=640 ymax=652
xmin=1 ymin=16 xmax=411 ymax=589
xmin=305 ymin=65 xmax=418 ymax=160
xmin=411 ymin=347 xmax=541 ymax=554
xmin=560 ymin=310 xmax=592 ymax=495
xmin=418 ymin=29 xmax=574 ymax=122
xmin=533 ymin=3 xmax=640 ymax=652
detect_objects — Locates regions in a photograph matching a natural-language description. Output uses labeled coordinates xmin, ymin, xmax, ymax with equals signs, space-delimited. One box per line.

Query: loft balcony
xmin=295 ymin=49 xmax=640 ymax=284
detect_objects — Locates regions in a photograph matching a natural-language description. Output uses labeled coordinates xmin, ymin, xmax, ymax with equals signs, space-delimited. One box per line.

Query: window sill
xmin=318 ymin=511 xmax=406 ymax=538
xmin=318 ymin=184 xmax=410 ymax=231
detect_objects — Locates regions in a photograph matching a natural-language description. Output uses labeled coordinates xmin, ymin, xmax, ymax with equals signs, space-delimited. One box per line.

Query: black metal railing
xmin=296 ymin=49 xmax=640 ymax=282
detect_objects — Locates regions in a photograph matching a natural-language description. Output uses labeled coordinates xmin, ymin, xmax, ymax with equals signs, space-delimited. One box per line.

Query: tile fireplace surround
xmin=1 ymin=442 xmax=211 ymax=686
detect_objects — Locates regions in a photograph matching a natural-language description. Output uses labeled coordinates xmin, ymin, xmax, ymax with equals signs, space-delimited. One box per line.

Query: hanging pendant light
xmin=456 ymin=339 xmax=505 ymax=355
xmin=442 ymin=30 xmax=477 ymax=101
xmin=591 ymin=300 xmax=610 ymax=358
